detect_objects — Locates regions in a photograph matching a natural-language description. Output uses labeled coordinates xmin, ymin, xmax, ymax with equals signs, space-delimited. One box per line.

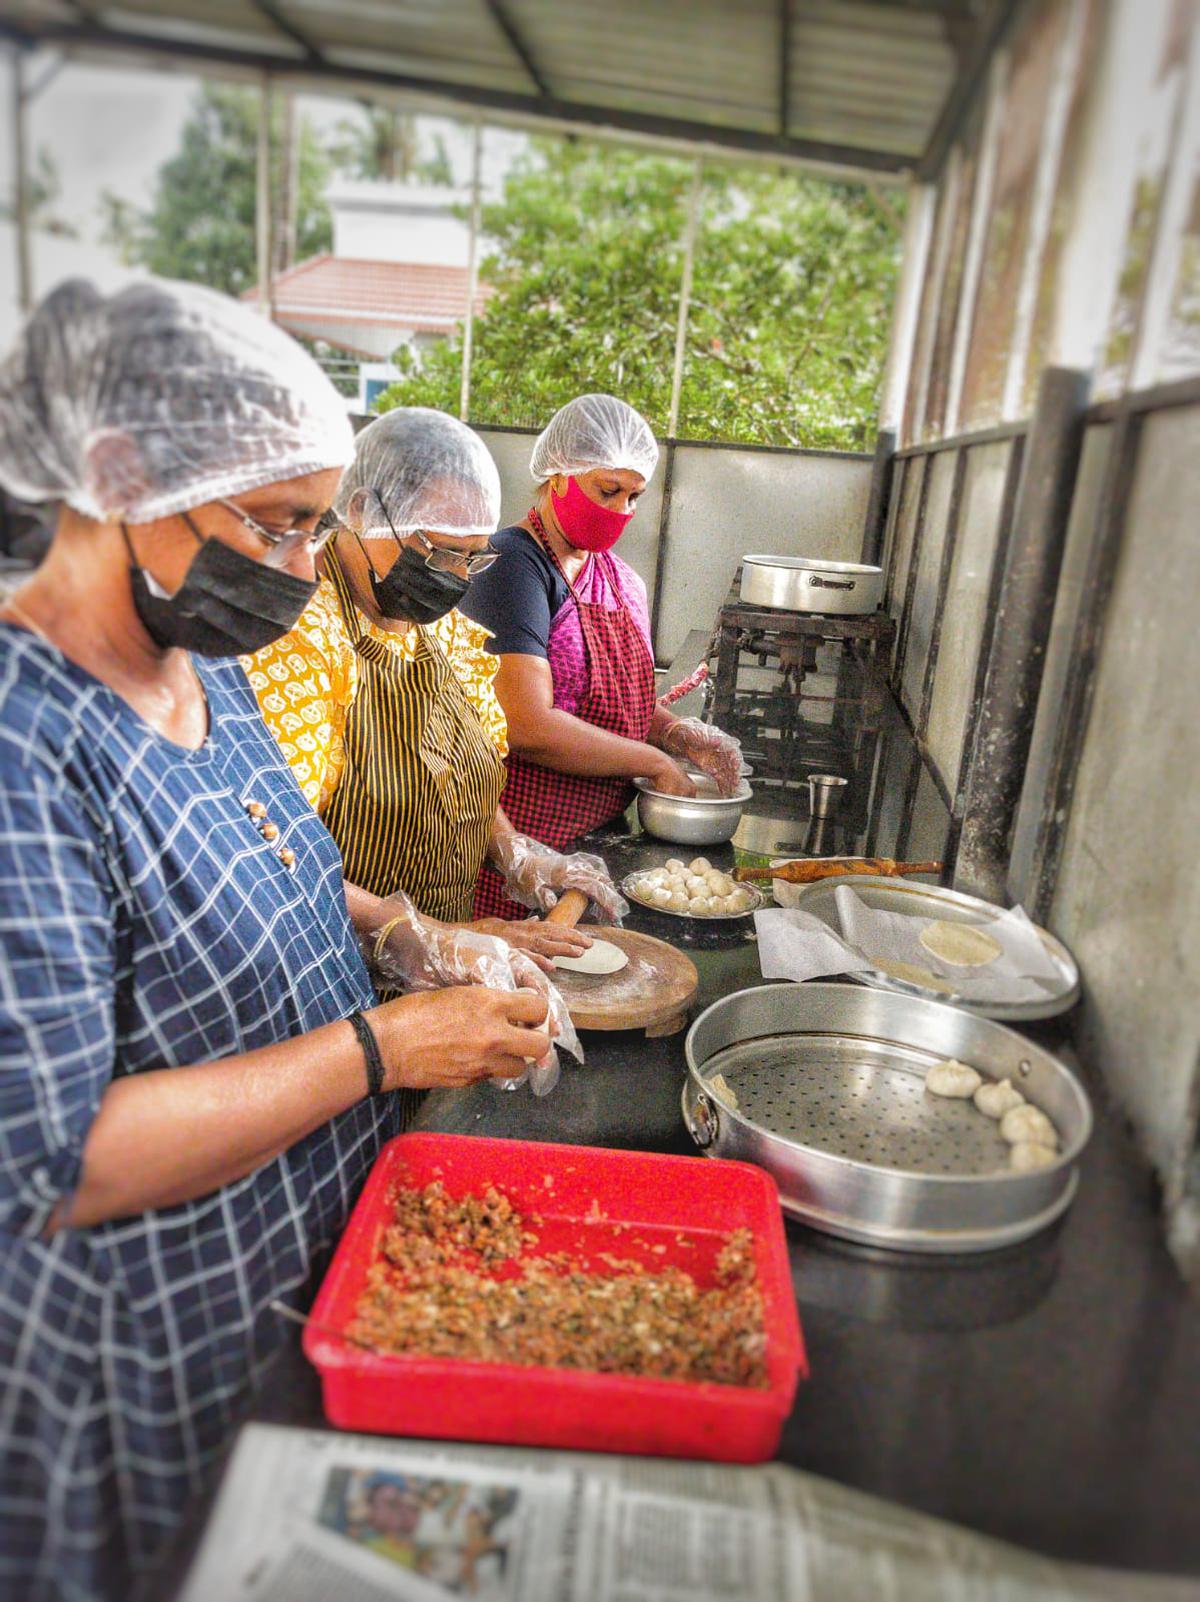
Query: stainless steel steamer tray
xmin=789 ymin=876 xmax=1080 ymax=1021
xmin=683 ymin=983 xmax=1092 ymax=1254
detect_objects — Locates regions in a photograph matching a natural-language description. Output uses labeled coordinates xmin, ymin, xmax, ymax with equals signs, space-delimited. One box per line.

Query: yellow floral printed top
xmin=244 ymin=577 xmax=508 ymax=814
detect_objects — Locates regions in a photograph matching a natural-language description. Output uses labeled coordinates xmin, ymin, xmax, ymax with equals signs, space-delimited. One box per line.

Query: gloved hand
xmin=659 ymin=716 xmax=743 ymax=798
xmin=493 ymin=833 xmax=628 ymax=925
xmin=368 ymin=891 xmax=582 ymax=1095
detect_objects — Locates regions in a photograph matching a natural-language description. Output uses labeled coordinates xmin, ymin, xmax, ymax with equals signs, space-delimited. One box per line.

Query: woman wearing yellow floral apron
xmin=246 ymin=408 xmax=626 ymax=997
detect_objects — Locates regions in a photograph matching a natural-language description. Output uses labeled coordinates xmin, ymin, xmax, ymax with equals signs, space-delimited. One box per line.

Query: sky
xmin=0 ymin=51 xmax=527 ymax=348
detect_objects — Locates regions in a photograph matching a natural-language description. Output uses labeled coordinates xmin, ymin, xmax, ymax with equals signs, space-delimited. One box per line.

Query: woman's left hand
xmin=473 ymin=916 xmax=593 ymax=968
xmin=494 ymin=834 xmax=628 ymax=925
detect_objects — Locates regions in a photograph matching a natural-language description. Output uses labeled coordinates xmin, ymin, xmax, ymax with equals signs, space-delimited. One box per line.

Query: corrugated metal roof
xmin=0 ymin=0 xmax=980 ymax=178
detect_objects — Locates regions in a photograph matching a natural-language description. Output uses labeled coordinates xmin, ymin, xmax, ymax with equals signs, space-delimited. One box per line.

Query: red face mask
xmin=550 ymin=475 xmax=634 ymax=553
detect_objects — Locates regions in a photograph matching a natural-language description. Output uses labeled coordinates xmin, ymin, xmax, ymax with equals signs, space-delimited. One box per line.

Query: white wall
xmin=330 ymin=182 xmax=472 ymax=266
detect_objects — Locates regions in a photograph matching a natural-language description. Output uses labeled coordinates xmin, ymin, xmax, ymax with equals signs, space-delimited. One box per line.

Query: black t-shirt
xmin=461 ymin=524 xmax=571 ymax=659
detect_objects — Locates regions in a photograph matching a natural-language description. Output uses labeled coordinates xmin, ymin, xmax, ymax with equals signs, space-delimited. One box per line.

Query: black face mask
xmin=364 ymin=540 xmax=470 ymax=625
xmin=124 ymin=520 xmax=318 ymax=657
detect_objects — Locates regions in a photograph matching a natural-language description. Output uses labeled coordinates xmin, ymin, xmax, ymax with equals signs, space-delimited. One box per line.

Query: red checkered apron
xmin=474 ymin=508 xmax=657 ymax=919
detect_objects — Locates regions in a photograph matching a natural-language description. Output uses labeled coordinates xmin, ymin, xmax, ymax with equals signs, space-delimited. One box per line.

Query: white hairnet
xmin=0 ymin=276 xmax=354 ymax=523
xmin=529 ymin=393 xmax=659 ymax=485
xmin=333 ymin=407 xmax=501 ymax=540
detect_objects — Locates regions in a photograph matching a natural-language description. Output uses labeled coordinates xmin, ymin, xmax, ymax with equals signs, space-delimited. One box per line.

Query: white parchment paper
xmin=755 ymin=887 xmax=1071 ymax=1005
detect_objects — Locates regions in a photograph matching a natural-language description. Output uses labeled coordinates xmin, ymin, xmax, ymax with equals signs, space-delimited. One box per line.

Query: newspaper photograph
xmin=178 ymin=1424 xmax=1200 ymax=1602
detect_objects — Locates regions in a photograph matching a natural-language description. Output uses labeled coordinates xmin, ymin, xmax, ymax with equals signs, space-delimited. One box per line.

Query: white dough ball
xmin=685 ymin=875 xmax=709 ymax=896
xmin=715 ymin=895 xmax=737 ymax=914
xmin=651 ymin=887 xmax=673 ymax=908
xmin=728 ymin=888 xmax=753 ymax=912
xmin=664 ymin=858 xmax=686 ymax=874
xmin=704 ymin=870 xmax=727 ymax=893
xmin=688 ymin=895 xmax=711 ymax=914
xmin=974 ymin=1078 xmax=1025 ymax=1120
xmin=713 ymin=873 xmax=736 ymax=897
xmin=648 ymin=868 xmax=671 ymax=887
xmin=689 ymin=857 xmax=712 ymax=875
xmin=925 ymin=1058 xmax=982 ymax=1099
xmin=1000 ymin=1104 xmax=1058 ymax=1149
xmin=1009 ymin=1141 xmax=1058 ymax=1172
xmin=667 ymin=890 xmax=689 ymax=912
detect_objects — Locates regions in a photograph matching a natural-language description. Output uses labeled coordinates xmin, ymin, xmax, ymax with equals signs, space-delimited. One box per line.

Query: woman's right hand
xmin=646 ymin=753 xmax=697 ymax=797
xmin=371 ymin=988 xmax=553 ymax=1088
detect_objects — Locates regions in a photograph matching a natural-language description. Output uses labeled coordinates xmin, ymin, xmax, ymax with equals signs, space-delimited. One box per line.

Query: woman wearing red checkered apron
xmin=464 ymin=395 xmax=744 ymax=923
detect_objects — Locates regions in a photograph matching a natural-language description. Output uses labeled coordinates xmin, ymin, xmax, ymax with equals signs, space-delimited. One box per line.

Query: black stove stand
xmin=708 ymin=570 xmax=896 ymax=822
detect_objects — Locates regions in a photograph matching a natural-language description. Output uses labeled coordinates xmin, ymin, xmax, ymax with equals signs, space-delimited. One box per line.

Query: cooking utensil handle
xmin=734 ymin=857 xmax=944 ymax=884
xmin=545 ymin=888 xmax=589 ymax=927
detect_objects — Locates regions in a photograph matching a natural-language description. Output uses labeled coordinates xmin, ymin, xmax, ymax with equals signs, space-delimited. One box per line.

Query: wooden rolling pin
xmin=545 ymin=888 xmax=590 ymax=926
xmin=734 ymin=857 xmax=942 ymax=885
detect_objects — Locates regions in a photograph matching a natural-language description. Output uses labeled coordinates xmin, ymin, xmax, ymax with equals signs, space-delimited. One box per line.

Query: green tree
xmin=1 ymin=146 xmax=77 ymax=238
xmin=375 ymin=140 xmax=900 ymax=450
xmin=326 ymin=105 xmax=454 ymax=185
xmin=99 ymin=84 xmax=331 ymax=295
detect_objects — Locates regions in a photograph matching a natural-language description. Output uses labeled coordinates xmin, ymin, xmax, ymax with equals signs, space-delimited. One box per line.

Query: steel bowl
xmin=682 ymin=982 xmax=1092 ymax=1254
xmin=740 ymin=555 xmax=884 ymax=616
xmin=635 ymin=772 xmax=753 ymax=845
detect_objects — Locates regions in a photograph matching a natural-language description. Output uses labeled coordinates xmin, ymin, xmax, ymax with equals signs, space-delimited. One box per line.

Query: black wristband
xmin=347 ymin=1011 xmax=386 ymax=1098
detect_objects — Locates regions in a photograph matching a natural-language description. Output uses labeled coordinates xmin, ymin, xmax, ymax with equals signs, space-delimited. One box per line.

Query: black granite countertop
xmin=145 ymin=685 xmax=1200 ymax=1596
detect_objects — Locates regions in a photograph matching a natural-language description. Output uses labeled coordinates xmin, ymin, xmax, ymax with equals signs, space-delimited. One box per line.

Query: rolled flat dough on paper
xmin=553 ymin=938 xmax=629 ymax=976
xmin=918 ymin=920 xmax=1002 ymax=968
xmin=872 ymin=957 xmax=955 ymax=995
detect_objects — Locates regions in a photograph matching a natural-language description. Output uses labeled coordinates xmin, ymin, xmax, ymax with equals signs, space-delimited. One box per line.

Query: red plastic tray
xmin=304 ymin=1132 xmax=806 ymax=1462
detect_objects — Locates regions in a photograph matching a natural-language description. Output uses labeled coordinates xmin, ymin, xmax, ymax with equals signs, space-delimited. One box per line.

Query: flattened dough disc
xmin=553 ymin=938 xmax=629 ymax=976
xmin=872 ymin=956 xmax=955 ymax=994
xmin=919 ymin=920 xmax=1002 ymax=968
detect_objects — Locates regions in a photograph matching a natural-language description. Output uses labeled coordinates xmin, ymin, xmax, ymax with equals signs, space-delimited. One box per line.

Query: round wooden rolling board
xmin=546 ymin=889 xmax=699 ymax=1036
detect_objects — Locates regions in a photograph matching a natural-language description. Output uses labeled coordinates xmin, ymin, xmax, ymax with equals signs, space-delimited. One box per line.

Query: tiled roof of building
xmin=252 ymin=254 xmax=491 ymax=340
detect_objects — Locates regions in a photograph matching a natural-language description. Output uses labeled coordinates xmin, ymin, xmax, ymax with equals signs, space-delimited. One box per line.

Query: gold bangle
xmin=372 ymin=915 xmax=407 ymax=971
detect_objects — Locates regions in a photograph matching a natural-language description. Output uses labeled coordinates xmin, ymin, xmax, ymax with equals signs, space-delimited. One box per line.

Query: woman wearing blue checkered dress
xmin=0 ymin=279 xmax=560 ymax=1602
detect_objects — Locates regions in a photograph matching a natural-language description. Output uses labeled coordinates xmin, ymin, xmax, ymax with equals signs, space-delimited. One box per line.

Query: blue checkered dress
xmin=0 ymin=627 xmax=404 ymax=1602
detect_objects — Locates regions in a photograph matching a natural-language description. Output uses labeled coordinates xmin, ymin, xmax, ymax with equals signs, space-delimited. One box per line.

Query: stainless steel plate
xmin=622 ymin=873 xmax=764 ymax=921
xmin=789 ymin=876 xmax=1080 ymax=1021
xmin=683 ymin=982 xmax=1091 ymax=1254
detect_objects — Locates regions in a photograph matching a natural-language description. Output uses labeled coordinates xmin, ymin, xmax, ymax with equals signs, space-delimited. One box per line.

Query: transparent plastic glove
xmin=369 ymin=891 xmax=582 ymax=1096
xmin=493 ymin=833 xmax=628 ymax=925
xmin=660 ymin=716 xmax=743 ymax=798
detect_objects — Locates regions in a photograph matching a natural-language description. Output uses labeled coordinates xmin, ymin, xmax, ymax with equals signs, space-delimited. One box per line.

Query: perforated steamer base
xmin=702 ymin=1035 xmax=1010 ymax=1177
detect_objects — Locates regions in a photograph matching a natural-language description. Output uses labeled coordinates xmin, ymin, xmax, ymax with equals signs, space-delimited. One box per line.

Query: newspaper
xmin=179 ymin=1424 xmax=1197 ymax=1602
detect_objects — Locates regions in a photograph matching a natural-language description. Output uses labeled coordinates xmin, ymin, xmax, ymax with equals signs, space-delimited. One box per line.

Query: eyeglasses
xmin=409 ymin=528 xmax=499 ymax=576
xmin=218 ymin=498 xmax=335 ymax=568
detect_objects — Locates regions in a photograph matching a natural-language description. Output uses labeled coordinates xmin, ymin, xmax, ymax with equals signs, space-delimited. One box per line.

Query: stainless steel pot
xmin=740 ymin=555 xmax=884 ymax=616
xmin=683 ymin=982 xmax=1091 ymax=1254
xmin=634 ymin=771 xmax=752 ymax=845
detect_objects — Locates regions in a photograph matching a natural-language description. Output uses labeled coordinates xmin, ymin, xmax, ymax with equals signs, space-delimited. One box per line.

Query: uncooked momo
xmin=999 ymin=1104 xmax=1058 ymax=1148
xmin=1009 ymin=1141 xmax=1057 ymax=1172
xmin=973 ymin=1078 xmax=1025 ymax=1119
xmin=924 ymin=1058 xmax=982 ymax=1099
